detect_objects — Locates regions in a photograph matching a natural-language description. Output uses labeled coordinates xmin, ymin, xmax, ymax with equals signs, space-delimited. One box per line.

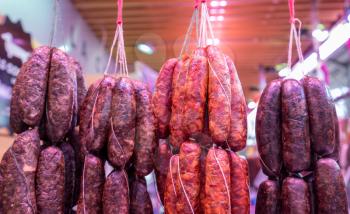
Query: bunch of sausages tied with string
xmin=255 ymin=0 xmax=348 ymax=213
xmin=152 ymin=1 xmax=249 ymax=213
xmin=1 ymin=46 xmax=87 ymax=213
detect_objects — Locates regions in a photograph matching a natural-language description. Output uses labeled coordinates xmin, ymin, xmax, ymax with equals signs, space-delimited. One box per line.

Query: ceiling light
xmin=278 ymin=67 xmax=291 ymax=77
xmin=210 ymin=8 xmax=225 ymax=15
xmin=137 ymin=43 xmax=154 ymax=55
xmin=247 ymin=101 xmax=257 ymax=109
xmin=210 ymin=16 xmax=216 ymax=21
xmin=210 ymin=1 xmax=219 ymax=7
xmin=207 ymin=38 xmax=220 ymax=45
xmin=312 ymin=29 xmax=329 ymax=42
xmin=219 ymin=1 xmax=227 ymax=7
xmin=217 ymin=16 xmax=224 ymax=21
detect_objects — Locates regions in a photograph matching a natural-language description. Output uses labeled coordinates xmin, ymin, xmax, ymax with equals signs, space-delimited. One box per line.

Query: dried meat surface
xmin=36 ymin=146 xmax=65 ymax=214
xmin=256 ymin=180 xmax=280 ymax=214
xmin=164 ymin=155 xmax=179 ymax=214
xmin=130 ymin=177 xmax=153 ymax=214
xmin=0 ymin=128 xmax=40 ymax=213
xmin=281 ymin=177 xmax=310 ymax=214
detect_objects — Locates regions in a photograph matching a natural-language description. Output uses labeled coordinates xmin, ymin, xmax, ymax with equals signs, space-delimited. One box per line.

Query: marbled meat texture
xmin=281 ymin=177 xmax=310 ymax=214
xmin=256 ymin=180 xmax=280 ymax=214
xmin=130 ymin=177 xmax=153 ymax=214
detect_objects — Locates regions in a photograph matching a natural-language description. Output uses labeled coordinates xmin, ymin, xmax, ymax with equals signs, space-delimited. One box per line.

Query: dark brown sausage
xmin=282 ymin=79 xmax=311 ymax=173
xmin=133 ymin=80 xmax=156 ymax=177
xmin=228 ymin=151 xmax=250 ymax=214
xmin=176 ymin=142 xmax=201 ymax=213
xmin=36 ymin=146 xmax=65 ymax=214
xmin=256 ymin=79 xmax=283 ymax=176
xmin=164 ymin=155 xmax=179 ymax=214
xmin=226 ymin=55 xmax=247 ymax=151
xmin=59 ymin=142 xmax=76 ymax=214
xmin=183 ymin=48 xmax=208 ymax=137
xmin=77 ymin=154 xmax=104 ymax=214
xmin=207 ymin=45 xmax=231 ymax=145
xmin=103 ymin=170 xmax=129 ymax=214
xmin=256 ymin=180 xmax=280 ymax=214
xmin=108 ymin=77 xmax=136 ymax=168
xmin=325 ymin=104 xmax=340 ymax=161
xmin=303 ymin=76 xmax=335 ymax=156
xmin=281 ymin=177 xmax=310 ymax=214
xmin=0 ymin=128 xmax=40 ymax=213
xmin=46 ymin=48 xmax=76 ymax=142
xmin=154 ymin=140 xmax=172 ymax=204
xmin=170 ymin=56 xmax=190 ymax=149
xmin=204 ymin=147 xmax=231 ymax=214
xmin=10 ymin=46 xmax=51 ymax=131
xmin=69 ymin=56 xmax=87 ymax=116
xmin=153 ymin=58 xmax=178 ymax=138
xmin=315 ymin=158 xmax=348 ymax=213
xmin=130 ymin=177 xmax=152 ymax=214
xmin=87 ymin=75 xmax=115 ymax=152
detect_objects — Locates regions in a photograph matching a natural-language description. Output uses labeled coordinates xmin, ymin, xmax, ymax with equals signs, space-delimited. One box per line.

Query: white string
xmin=177 ymin=157 xmax=195 ymax=214
xmin=103 ymin=28 xmax=118 ymax=75
xmin=169 ymin=155 xmax=177 ymax=197
xmin=287 ymin=18 xmax=304 ymax=74
xmin=115 ymin=24 xmax=129 ymax=76
xmin=179 ymin=10 xmax=196 ymax=58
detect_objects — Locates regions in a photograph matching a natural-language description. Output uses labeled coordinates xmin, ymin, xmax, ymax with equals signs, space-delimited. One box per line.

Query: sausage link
xmin=226 ymin=55 xmax=247 ymax=151
xmin=130 ymin=177 xmax=153 ymax=214
xmin=282 ymin=79 xmax=311 ymax=173
xmin=153 ymin=58 xmax=178 ymax=138
xmin=256 ymin=79 xmax=283 ymax=176
xmin=164 ymin=155 xmax=179 ymax=214
xmin=207 ymin=46 xmax=231 ymax=144
xmin=256 ymin=180 xmax=280 ymax=214
xmin=281 ymin=177 xmax=311 ymax=214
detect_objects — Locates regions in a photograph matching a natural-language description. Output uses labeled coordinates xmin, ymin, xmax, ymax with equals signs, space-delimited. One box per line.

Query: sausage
xmin=183 ymin=48 xmax=208 ymax=137
xmin=204 ymin=147 xmax=231 ymax=214
xmin=108 ymin=77 xmax=136 ymax=168
xmin=103 ymin=170 xmax=129 ymax=214
xmin=207 ymin=45 xmax=231 ymax=144
xmin=133 ymin=80 xmax=156 ymax=177
xmin=170 ymin=56 xmax=190 ymax=150
xmin=325 ymin=104 xmax=340 ymax=161
xmin=59 ymin=142 xmax=76 ymax=214
xmin=79 ymin=78 xmax=103 ymax=157
xmin=256 ymin=180 xmax=280 ymax=214
xmin=77 ymin=154 xmax=104 ymax=214
xmin=87 ymin=75 xmax=115 ymax=152
xmin=199 ymin=146 xmax=208 ymax=214
xmin=46 ymin=48 xmax=77 ymax=142
xmin=176 ymin=142 xmax=201 ymax=213
xmin=154 ymin=140 xmax=172 ymax=203
xmin=256 ymin=79 xmax=283 ymax=176
xmin=0 ymin=128 xmax=40 ymax=213
xmin=226 ymin=55 xmax=247 ymax=151
xmin=153 ymin=58 xmax=178 ymax=138
xmin=281 ymin=177 xmax=310 ymax=214
xmin=303 ymin=76 xmax=335 ymax=156
xmin=36 ymin=146 xmax=65 ymax=214
xmin=315 ymin=158 xmax=348 ymax=213
xmin=69 ymin=56 xmax=87 ymax=116
xmin=164 ymin=155 xmax=179 ymax=214
xmin=130 ymin=177 xmax=153 ymax=214
xmin=228 ymin=151 xmax=250 ymax=214
xmin=10 ymin=46 xmax=51 ymax=132
xmin=282 ymin=79 xmax=311 ymax=173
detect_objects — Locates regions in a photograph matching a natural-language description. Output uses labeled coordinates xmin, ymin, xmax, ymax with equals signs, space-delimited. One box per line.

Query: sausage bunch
xmin=78 ymin=76 xmax=156 ymax=213
xmin=256 ymin=76 xmax=347 ymax=213
xmin=153 ymin=45 xmax=247 ymax=151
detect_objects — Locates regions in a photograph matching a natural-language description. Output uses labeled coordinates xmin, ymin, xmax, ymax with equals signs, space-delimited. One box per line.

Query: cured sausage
xmin=183 ymin=48 xmax=208 ymax=137
xmin=87 ymin=75 xmax=115 ymax=152
xmin=199 ymin=147 xmax=208 ymax=214
xmin=154 ymin=140 xmax=172 ymax=203
xmin=103 ymin=170 xmax=129 ymax=214
xmin=176 ymin=142 xmax=201 ymax=213
xmin=153 ymin=58 xmax=178 ymax=138
xmin=130 ymin=177 xmax=152 ymax=214
xmin=256 ymin=79 xmax=283 ymax=176
xmin=256 ymin=180 xmax=280 ymax=214
xmin=164 ymin=155 xmax=179 ymax=214
xmin=133 ymin=80 xmax=156 ymax=177
xmin=326 ymin=104 xmax=340 ymax=161
xmin=170 ymin=56 xmax=190 ymax=149
xmin=0 ymin=128 xmax=40 ymax=213
xmin=228 ymin=151 xmax=250 ymax=214
xmin=69 ymin=128 xmax=83 ymax=204
xmin=69 ymin=56 xmax=86 ymax=115
xmin=10 ymin=46 xmax=51 ymax=132
xmin=303 ymin=76 xmax=335 ymax=156
xmin=46 ymin=48 xmax=77 ymax=142
xmin=204 ymin=147 xmax=231 ymax=214
xmin=60 ymin=142 xmax=76 ymax=214
xmin=36 ymin=146 xmax=65 ymax=214
xmin=207 ymin=45 xmax=231 ymax=144
xmin=281 ymin=177 xmax=310 ymax=214
xmin=79 ymin=78 xmax=102 ymax=156
xmin=77 ymin=154 xmax=104 ymax=214
xmin=226 ymin=55 xmax=247 ymax=151
xmin=282 ymin=79 xmax=311 ymax=173
xmin=108 ymin=77 xmax=136 ymax=168
xmin=315 ymin=158 xmax=348 ymax=213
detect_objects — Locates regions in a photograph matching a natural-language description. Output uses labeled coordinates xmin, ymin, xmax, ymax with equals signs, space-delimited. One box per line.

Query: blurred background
xmin=1 ymin=0 xmax=350 ymax=213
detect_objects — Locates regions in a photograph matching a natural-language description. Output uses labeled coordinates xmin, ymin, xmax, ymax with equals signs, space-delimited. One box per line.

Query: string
xmin=169 ymin=155 xmax=178 ymax=197
xmin=177 ymin=157 xmax=195 ymax=214
xmin=179 ymin=10 xmax=196 ymax=58
xmin=117 ymin=0 xmax=123 ymax=24
xmin=103 ymin=28 xmax=118 ymax=75
xmin=50 ymin=0 xmax=58 ymax=47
